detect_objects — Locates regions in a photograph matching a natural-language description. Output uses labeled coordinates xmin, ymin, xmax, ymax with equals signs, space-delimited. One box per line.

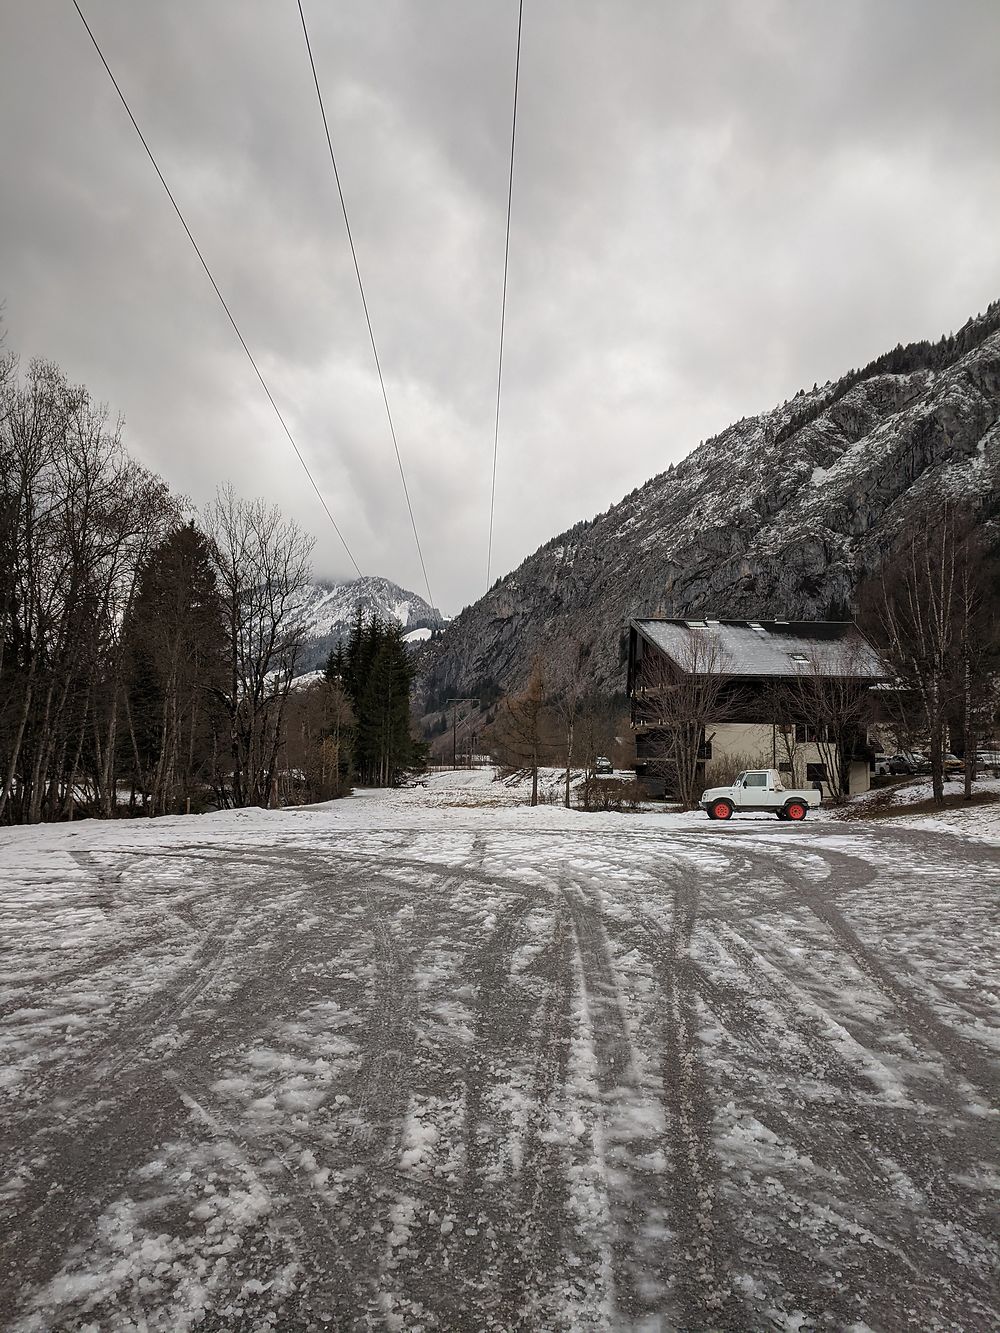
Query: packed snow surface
xmin=842 ymin=776 xmax=1000 ymax=841
xmin=1 ymin=770 xmax=998 ymax=1331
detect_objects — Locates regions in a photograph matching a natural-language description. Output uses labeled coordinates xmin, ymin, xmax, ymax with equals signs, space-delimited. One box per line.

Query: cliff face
xmin=421 ymin=303 xmax=1000 ymax=707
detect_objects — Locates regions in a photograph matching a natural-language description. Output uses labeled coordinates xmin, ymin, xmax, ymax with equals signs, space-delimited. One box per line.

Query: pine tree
xmin=342 ymin=615 xmax=425 ymax=785
xmin=123 ymin=522 xmax=226 ymax=814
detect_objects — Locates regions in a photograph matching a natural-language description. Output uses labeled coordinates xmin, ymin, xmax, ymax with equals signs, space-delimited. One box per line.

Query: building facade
xmin=627 ymin=618 xmax=888 ymax=800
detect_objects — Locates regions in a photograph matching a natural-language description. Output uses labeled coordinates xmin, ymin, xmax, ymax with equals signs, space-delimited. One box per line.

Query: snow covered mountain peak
xmin=296 ymin=576 xmax=444 ymax=672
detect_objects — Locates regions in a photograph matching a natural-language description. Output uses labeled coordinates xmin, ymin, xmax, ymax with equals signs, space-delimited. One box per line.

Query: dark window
xmin=806 ymin=763 xmax=828 ymax=786
xmin=744 ymin=772 xmax=767 ymax=787
xmin=697 ymin=740 xmax=713 ymax=760
xmin=778 ymin=762 xmax=793 ymax=774
xmin=796 ymin=724 xmax=830 ymax=744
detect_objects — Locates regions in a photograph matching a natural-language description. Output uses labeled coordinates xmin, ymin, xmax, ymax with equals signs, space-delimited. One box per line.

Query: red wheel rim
xmin=787 ymin=803 xmax=805 ymax=820
xmin=713 ymin=801 xmax=731 ymax=819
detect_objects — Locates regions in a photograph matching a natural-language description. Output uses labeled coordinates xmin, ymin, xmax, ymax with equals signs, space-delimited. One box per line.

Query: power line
xmin=71 ymin=0 xmax=362 ymax=578
xmin=486 ymin=0 xmax=523 ymax=590
xmin=296 ymin=0 xmax=437 ymax=614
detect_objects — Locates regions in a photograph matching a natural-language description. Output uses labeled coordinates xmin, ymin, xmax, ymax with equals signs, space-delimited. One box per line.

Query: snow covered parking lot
xmin=1 ymin=771 xmax=998 ymax=1331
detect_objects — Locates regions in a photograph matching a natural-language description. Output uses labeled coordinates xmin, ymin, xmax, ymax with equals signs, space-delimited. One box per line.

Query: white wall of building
xmin=706 ymin=720 xmax=871 ymax=796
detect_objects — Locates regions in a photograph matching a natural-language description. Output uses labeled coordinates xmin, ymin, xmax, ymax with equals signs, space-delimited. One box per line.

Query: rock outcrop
xmin=420 ymin=302 xmax=1000 ymax=708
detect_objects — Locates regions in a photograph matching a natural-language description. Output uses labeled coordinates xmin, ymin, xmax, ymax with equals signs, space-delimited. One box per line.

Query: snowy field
xmin=1 ymin=770 xmax=998 ymax=1331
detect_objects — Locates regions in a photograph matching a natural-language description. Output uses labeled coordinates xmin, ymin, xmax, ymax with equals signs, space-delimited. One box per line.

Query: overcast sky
xmin=2 ymin=2 xmax=999 ymax=614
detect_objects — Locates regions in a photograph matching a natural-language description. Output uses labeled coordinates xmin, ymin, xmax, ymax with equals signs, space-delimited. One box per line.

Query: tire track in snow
xmin=1 ymin=852 xmax=364 ymax=1326
xmin=406 ymin=891 xmax=539 ymax=1330
xmin=603 ymin=842 xmax=842 ymax=1329
xmin=651 ymin=874 xmax=743 ymax=1330
xmin=1 ymin=855 xmax=292 ymax=1127
xmin=561 ymin=867 xmax=739 ymax=1328
xmin=702 ymin=924 xmax=1000 ymax=1327
xmin=1 ymin=934 xmax=311 ymax=1327
xmin=0 ymin=1064 xmax=193 ymax=1327
xmin=660 ymin=839 xmax=1000 ymax=1330
xmin=561 ymin=843 xmax=754 ymax=1328
xmin=497 ymin=903 xmax=578 ymax=1331
xmin=786 ymin=848 xmax=999 ymax=1098
xmin=347 ymin=884 xmax=416 ymax=1154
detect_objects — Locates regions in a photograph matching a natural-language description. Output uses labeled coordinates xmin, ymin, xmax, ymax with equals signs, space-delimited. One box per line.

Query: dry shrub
xmin=579 ymin=777 xmax=644 ymax=812
xmin=703 ymin=751 xmax=772 ymax=789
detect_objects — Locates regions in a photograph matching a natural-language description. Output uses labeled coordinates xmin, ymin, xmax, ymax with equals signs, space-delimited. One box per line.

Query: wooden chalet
xmin=627 ymin=618 xmax=889 ymax=799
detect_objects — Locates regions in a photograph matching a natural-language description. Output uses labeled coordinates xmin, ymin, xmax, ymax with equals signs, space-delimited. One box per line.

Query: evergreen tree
xmin=341 ymin=615 xmax=425 ymax=785
xmin=123 ymin=521 xmax=226 ymax=814
xmin=324 ymin=641 xmax=346 ymax=684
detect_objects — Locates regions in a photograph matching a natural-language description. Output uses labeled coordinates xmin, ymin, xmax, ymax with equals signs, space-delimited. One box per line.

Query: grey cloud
xmin=2 ymin=0 xmax=998 ymax=613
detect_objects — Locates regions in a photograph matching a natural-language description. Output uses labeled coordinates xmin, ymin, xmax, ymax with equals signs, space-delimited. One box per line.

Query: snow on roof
xmin=632 ymin=619 xmax=887 ymax=678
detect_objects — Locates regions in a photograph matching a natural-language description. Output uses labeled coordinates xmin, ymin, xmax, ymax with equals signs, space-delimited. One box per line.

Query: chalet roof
xmin=632 ymin=618 xmax=887 ymax=679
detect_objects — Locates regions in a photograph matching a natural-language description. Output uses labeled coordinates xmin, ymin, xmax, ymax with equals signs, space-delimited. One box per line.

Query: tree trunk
xmin=0 ymin=670 xmax=35 ymax=822
xmin=99 ymin=690 xmax=121 ymax=819
xmin=963 ymin=649 xmax=974 ymax=802
xmin=929 ymin=677 xmax=944 ymax=805
xmin=27 ymin=678 xmax=58 ymax=824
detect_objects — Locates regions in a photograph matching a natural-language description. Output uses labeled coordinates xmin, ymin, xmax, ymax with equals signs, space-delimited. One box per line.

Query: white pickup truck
xmin=699 ymin=769 xmax=820 ymax=821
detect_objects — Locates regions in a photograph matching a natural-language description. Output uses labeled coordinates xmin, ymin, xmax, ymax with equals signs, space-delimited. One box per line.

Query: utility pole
xmin=446 ymin=698 xmax=480 ymax=770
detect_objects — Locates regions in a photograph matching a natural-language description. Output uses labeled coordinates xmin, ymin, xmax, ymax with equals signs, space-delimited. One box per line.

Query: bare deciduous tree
xmin=634 ymin=629 xmax=736 ymax=805
xmin=780 ymin=642 xmax=876 ymax=802
xmin=862 ymin=504 xmax=997 ymax=805
xmin=278 ymin=676 xmax=354 ymax=804
xmin=551 ymin=636 xmax=591 ymax=808
xmin=950 ymin=529 xmax=1000 ymax=800
xmin=487 ymin=656 xmax=548 ymax=806
xmin=633 ymin=631 xmax=736 ymax=809
xmin=0 ymin=359 xmax=177 ymax=823
xmin=205 ymin=486 xmax=314 ymax=808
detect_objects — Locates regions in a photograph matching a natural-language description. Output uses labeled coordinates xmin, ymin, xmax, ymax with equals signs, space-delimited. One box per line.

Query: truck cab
xmin=699 ymin=769 xmax=821 ymax=821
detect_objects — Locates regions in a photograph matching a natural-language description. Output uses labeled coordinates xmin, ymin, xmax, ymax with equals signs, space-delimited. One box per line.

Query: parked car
xmin=594 ymin=755 xmax=614 ymax=775
xmin=888 ymin=753 xmax=921 ymax=775
xmin=699 ymin=769 xmax=821 ymax=821
xmin=890 ymin=751 xmax=962 ymax=776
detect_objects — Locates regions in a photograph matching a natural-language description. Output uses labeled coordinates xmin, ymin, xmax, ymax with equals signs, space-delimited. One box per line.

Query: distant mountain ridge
xmin=296 ymin=576 xmax=444 ymax=674
xmin=420 ymin=300 xmax=1000 ymax=709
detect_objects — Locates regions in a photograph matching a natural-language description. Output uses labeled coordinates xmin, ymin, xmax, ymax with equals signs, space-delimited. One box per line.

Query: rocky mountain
xmin=296 ymin=576 xmax=444 ymax=673
xmin=421 ymin=301 xmax=1000 ymax=708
